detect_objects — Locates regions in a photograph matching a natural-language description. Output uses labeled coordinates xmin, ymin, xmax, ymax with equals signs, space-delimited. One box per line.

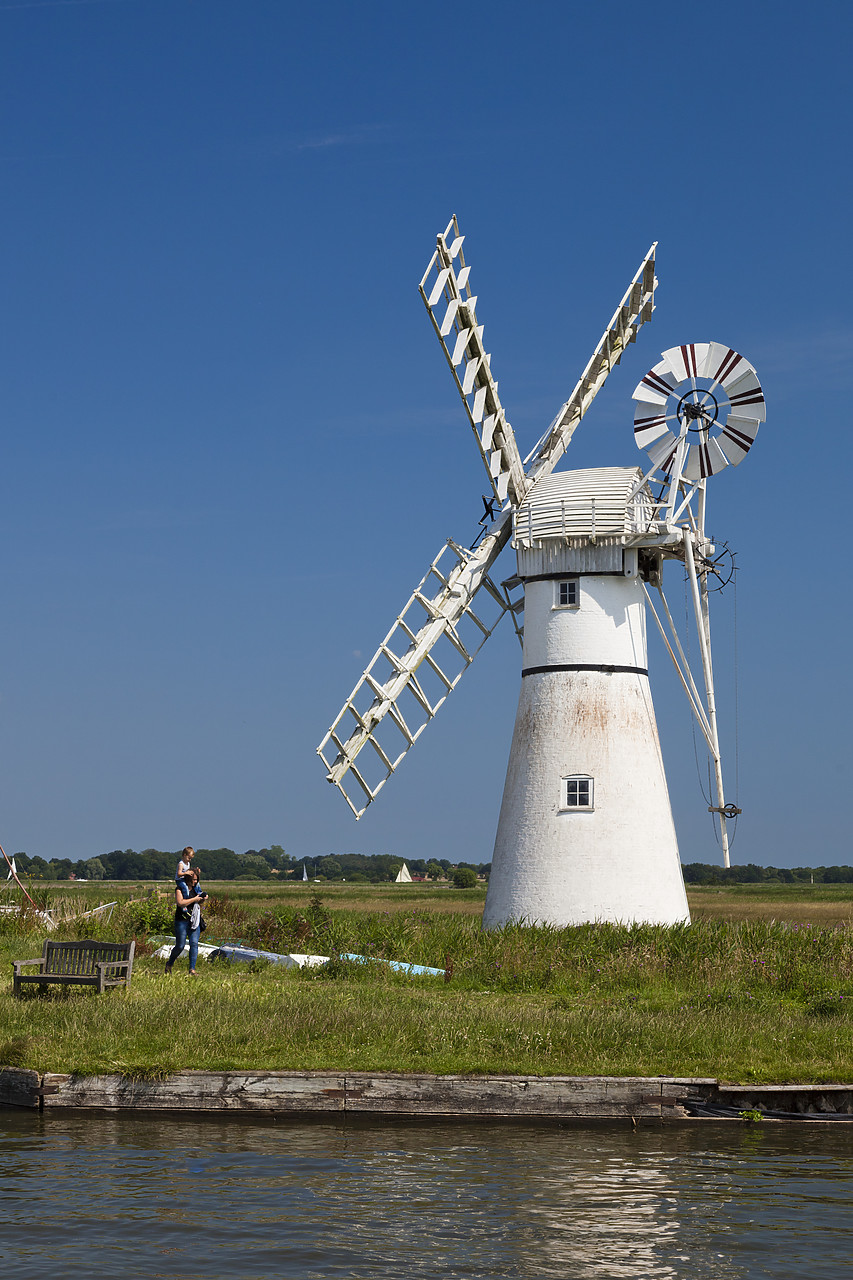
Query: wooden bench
xmin=12 ymin=939 xmax=135 ymax=997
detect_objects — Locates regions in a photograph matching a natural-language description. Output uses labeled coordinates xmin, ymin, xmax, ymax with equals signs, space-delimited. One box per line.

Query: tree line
xmin=9 ymin=847 xmax=490 ymax=883
xmin=681 ymin=863 xmax=853 ymax=885
xmin=10 ymin=850 xmax=850 ymax=885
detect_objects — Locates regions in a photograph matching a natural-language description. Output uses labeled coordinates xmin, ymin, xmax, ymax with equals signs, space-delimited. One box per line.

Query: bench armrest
xmin=96 ymin=960 xmax=131 ymax=974
xmin=12 ymin=958 xmax=46 ymax=974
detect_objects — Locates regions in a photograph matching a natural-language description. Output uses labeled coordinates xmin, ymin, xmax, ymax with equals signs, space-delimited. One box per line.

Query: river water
xmin=1 ymin=1108 xmax=852 ymax=1279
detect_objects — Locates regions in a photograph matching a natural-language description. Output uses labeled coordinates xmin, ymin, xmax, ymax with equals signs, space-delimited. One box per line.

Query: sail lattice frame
xmin=317 ymin=536 xmax=513 ymax=818
xmin=419 ymin=216 xmax=528 ymax=509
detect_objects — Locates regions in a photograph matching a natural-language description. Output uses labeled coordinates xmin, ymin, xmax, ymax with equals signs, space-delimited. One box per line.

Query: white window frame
xmin=553 ymin=578 xmax=580 ymax=610
xmin=560 ymin=774 xmax=594 ymax=812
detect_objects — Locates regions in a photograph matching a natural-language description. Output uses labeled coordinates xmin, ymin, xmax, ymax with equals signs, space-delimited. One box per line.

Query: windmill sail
xmin=420 ymin=216 xmax=528 ymax=508
xmin=317 ymin=527 xmax=514 ymax=818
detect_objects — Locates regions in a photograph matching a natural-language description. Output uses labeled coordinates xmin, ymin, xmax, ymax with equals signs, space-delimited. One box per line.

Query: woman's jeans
xmin=167 ymin=918 xmax=200 ymax=970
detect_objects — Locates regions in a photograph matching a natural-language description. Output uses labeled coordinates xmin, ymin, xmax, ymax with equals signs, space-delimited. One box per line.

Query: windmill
xmin=317 ymin=219 xmax=764 ymax=927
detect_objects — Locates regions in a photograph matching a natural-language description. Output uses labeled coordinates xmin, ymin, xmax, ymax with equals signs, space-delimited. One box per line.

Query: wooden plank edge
xmin=0 ymin=1067 xmax=41 ymax=1108
xmin=36 ymin=1071 xmax=708 ymax=1118
xmin=4 ymin=1071 xmax=852 ymax=1120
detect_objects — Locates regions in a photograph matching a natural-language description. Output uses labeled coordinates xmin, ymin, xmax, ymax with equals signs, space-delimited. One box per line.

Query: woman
xmin=165 ymin=868 xmax=208 ymax=976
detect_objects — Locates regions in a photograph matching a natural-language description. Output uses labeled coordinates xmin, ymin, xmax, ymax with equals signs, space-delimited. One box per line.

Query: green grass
xmin=3 ymin=965 xmax=853 ymax=1082
xmin=688 ymin=884 xmax=853 ymax=925
xmin=3 ymin=887 xmax=853 ymax=1082
xmin=696 ymin=883 xmax=853 ymax=902
xmin=14 ymin=879 xmax=486 ymax=916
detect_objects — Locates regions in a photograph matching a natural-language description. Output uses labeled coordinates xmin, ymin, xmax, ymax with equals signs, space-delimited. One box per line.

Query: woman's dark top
xmin=175 ymin=877 xmax=193 ymax=925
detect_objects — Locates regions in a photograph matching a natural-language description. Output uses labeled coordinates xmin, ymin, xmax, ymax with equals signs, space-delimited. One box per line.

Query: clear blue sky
xmin=1 ymin=0 xmax=850 ymax=868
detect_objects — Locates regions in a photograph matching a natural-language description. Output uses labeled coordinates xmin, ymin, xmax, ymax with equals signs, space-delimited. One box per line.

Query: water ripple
xmin=1 ymin=1109 xmax=853 ymax=1278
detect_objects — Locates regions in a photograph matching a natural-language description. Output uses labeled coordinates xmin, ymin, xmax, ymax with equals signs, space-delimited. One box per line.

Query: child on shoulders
xmin=176 ymin=846 xmax=195 ymax=884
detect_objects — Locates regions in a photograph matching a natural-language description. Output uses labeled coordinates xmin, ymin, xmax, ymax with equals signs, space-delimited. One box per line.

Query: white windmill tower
xmin=317 ymin=219 xmax=764 ymax=927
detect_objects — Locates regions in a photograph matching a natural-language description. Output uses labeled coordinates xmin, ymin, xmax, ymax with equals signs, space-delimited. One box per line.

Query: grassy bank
xmin=3 ymin=885 xmax=853 ymax=1082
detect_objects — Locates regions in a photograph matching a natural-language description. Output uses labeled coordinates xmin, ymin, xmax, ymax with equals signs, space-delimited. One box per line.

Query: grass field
xmin=2 ymin=878 xmax=853 ymax=1083
xmin=20 ymin=877 xmax=853 ymax=921
xmin=689 ymin=885 xmax=853 ymax=926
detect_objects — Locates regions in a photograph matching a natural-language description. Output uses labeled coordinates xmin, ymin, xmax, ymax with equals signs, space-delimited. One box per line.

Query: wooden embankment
xmin=3 ymin=1068 xmax=853 ymax=1121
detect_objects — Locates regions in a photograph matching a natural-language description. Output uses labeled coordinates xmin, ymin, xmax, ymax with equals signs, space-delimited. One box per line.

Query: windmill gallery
xmin=318 ymin=218 xmax=765 ymax=929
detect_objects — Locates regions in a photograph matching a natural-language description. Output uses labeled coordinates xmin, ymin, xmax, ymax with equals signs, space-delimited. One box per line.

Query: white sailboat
xmin=394 ymin=862 xmax=413 ymax=884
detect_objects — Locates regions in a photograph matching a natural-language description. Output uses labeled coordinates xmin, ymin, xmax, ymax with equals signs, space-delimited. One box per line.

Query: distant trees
xmin=13 ymin=845 xmax=293 ymax=882
xmin=301 ymin=854 xmax=451 ymax=883
xmin=24 ymin=856 xmax=55 ymax=880
xmin=6 ymin=846 xmax=853 ymax=887
xmin=9 ymin=844 xmax=488 ymax=884
xmin=452 ymin=867 xmax=478 ymax=889
xmin=681 ymin=863 xmax=853 ymax=885
xmin=195 ymin=849 xmax=243 ymax=879
xmin=237 ymin=855 xmax=273 ymax=880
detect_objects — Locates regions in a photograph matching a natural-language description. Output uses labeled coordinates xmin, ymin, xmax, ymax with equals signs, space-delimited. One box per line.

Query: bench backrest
xmin=42 ymin=939 xmax=133 ymax=976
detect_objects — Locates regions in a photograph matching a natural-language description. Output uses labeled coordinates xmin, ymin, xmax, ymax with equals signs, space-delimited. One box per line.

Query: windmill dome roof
xmin=515 ymin=466 xmax=649 ymax=541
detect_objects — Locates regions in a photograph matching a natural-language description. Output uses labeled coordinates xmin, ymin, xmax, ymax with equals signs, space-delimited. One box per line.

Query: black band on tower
xmin=521 ymin=663 xmax=648 ymax=678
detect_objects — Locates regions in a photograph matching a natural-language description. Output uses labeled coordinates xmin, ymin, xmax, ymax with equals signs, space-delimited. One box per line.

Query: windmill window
xmin=555 ymin=579 xmax=579 ymax=609
xmin=561 ymin=775 xmax=593 ymax=811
